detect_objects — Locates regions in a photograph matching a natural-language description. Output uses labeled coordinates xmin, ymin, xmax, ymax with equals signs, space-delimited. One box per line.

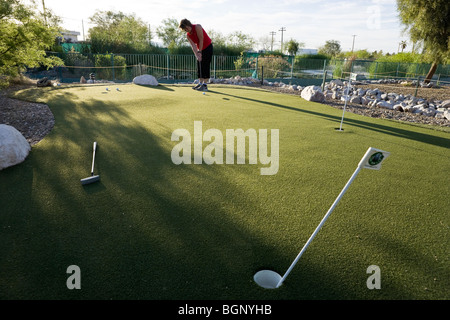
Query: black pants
xmin=198 ymin=44 xmax=213 ymax=79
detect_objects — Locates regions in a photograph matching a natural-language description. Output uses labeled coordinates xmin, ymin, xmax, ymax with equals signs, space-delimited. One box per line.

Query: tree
xmin=156 ymin=17 xmax=185 ymax=49
xmin=396 ymin=0 xmax=449 ymax=82
xmin=318 ymin=40 xmax=341 ymax=58
xmin=0 ymin=0 xmax=63 ymax=86
xmin=116 ymin=15 xmax=151 ymax=52
xmin=88 ymin=10 xmax=151 ymax=53
xmin=258 ymin=35 xmax=272 ymax=52
xmin=341 ymin=49 xmax=373 ymax=60
xmin=208 ymin=30 xmax=226 ymax=48
xmin=226 ymin=31 xmax=255 ymax=52
xmin=207 ymin=30 xmax=237 ymax=55
xmin=398 ymin=40 xmax=407 ymax=53
xmin=285 ymin=39 xmax=304 ymax=56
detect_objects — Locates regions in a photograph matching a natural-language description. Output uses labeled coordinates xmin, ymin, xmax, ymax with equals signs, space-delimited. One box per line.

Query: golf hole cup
xmin=254 ymin=270 xmax=282 ymax=289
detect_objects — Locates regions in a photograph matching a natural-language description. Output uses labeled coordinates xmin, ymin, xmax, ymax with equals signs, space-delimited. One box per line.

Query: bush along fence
xmin=25 ymin=52 xmax=450 ymax=86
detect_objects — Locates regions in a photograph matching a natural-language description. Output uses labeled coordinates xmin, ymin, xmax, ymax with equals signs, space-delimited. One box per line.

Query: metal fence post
xmin=111 ymin=53 xmax=115 ymax=81
xmin=322 ymin=71 xmax=327 ymax=91
xmin=167 ymin=54 xmax=170 ymax=79
xmin=261 ymin=66 xmax=264 ymax=85
xmin=290 ymin=56 xmax=294 ymax=79
xmin=214 ymin=55 xmax=216 ymax=79
xmin=414 ymin=76 xmax=420 ymax=97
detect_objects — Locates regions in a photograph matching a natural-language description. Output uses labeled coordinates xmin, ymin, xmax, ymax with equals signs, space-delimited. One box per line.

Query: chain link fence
xmin=25 ymin=52 xmax=450 ymax=86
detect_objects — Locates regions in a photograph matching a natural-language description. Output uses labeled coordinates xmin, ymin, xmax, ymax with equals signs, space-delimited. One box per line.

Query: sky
xmin=38 ymin=0 xmax=408 ymax=54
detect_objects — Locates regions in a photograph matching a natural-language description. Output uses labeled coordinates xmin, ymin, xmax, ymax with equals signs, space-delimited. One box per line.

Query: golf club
xmin=192 ymin=59 xmax=202 ymax=91
xmin=80 ymin=141 xmax=100 ymax=185
xmin=198 ymin=57 xmax=202 ymax=90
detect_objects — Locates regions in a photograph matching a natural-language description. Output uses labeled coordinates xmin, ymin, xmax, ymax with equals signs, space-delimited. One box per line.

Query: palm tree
xmin=398 ymin=40 xmax=407 ymax=53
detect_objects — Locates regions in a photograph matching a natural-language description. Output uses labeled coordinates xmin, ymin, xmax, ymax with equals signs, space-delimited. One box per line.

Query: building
xmin=299 ymin=48 xmax=318 ymax=55
xmin=60 ymin=31 xmax=81 ymax=43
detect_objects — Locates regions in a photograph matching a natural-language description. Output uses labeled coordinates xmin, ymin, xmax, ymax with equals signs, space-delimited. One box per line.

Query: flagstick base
xmin=254 ymin=270 xmax=282 ymax=289
xmin=335 ymin=128 xmax=344 ymax=131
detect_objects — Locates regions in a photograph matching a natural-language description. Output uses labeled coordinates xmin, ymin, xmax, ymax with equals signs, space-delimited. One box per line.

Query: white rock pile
xmin=186 ymin=75 xmax=450 ymax=122
xmin=323 ymin=79 xmax=450 ymax=120
xmin=362 ymin=78 xmax=437 ymax=88
xmin=209 ymin=75 xmax=260 ymax=86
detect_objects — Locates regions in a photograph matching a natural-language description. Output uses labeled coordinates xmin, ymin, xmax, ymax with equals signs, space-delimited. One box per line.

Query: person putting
xmin=179 ymin=19 xmax=213 ymax=92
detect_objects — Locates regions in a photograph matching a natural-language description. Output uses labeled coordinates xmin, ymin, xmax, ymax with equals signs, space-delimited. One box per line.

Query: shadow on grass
xmin=0 ymin=87 xmax=424 ymax=300
xmin=133 ymin=84 xmax=175 ymax=91
xmin=0 ymin=92 xmax=285 ymax=299
xmin=209 ymin=89 xmax=450 ymax=149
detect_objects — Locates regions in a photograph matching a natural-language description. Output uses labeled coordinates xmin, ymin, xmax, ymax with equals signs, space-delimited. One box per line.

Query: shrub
xmin=257 ymin=55 xmax=291 ymax=78
xmin=95 ymin=54 xmax=127 ymax=80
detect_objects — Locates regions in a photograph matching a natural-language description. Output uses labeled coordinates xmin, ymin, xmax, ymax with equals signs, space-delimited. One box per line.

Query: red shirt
xmin=187 ymin=24 xmax=212 ymax=51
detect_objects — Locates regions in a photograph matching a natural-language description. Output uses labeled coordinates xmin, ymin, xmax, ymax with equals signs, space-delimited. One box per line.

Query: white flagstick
xmin=275 ymin=147 xmax=390 ymax=288
xmin=337 ymin=74 xmax=352 ymax=131
xmin=276 ymin=164 xmax=361 ymax=287
xmin=254 ymin=147 xmax=390 ymax=289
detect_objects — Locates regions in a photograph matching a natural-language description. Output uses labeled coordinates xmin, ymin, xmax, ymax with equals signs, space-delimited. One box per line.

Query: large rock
xmin=350 ymin=95 xmax=362 ymax=104
xmin=0 ymin=124 xmax=31 ymax=170
xmin=376 ymin=101 xmax=393 ymax=109
xmin=301 ymin=85 xmax=325 ymax=102
xmin=133 ymin=74 xmax=159 ymax=86
xmin=37 ymin=77 xmax=52 ymax=87
xmin=441 ymin=100 xmax=450 ymax=108
xmin=444 ymin=110 xmax=450 ymax=120
xmin=393 ymin=104 xmax=404 ymax=112
xmin=329 ymin=79 xmax=343 ymax=87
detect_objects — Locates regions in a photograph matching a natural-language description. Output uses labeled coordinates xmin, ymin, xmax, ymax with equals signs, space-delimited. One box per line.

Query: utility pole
xmin=41 ymin=0 xmax=48 ymax=26
xmin=279 ymin=27 xmax=286 ymax=53
xmin=148 ymin=24 xmax=151 ymax=44
xmin=351 ymin=34 xmax=357 ymax=53
xmin=269 ymin=31 xmax=276 ymax=51
xmin=82 ymin=19 xmax=85 ymax=41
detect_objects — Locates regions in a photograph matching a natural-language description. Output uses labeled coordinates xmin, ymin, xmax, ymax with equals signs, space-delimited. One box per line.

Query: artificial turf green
xmin=0 ymin=84 xmax=449 ymax=300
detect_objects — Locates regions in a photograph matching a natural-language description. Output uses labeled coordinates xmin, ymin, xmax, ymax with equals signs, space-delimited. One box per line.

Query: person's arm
xmin=195 ymin=24 xmax=204 ymax=51
xmin=187 ymin=36 xmax=201 ymax=61
xmin=195 ymin=24 xmax=204 ymax=61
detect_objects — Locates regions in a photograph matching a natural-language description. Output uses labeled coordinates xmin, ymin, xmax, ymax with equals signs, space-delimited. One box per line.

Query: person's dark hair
xmin=179 ymin=19 xmax=192 ymax=30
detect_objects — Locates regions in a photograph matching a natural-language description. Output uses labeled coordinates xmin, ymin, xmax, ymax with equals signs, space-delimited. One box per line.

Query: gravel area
xmin=0 ymin=85 xmax=55 ymax=145
xmin=260 ymin=82 xmax=450 ymax=128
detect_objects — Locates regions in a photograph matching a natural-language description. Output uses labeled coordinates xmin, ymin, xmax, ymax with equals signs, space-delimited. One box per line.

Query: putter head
xmin=80 ymin=175 xmax=100 ymax=185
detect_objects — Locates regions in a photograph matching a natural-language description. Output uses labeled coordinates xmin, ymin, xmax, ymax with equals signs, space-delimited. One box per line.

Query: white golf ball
xmin=203 ymin=92 xmax=205 ymax=95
